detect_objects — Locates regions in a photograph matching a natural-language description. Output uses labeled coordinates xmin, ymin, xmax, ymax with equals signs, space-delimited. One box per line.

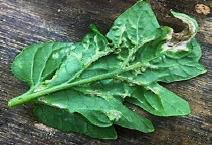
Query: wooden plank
xmin=0 ymin=0 xmax=211 ymax=145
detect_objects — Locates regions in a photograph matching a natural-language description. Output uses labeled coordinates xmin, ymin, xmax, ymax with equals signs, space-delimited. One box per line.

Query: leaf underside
xmin=9 ymin=0 xmax=206 ymax=139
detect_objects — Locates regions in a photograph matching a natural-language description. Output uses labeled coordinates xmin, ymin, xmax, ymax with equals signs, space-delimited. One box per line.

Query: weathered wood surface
xmin=0 ymin=0 xmax=211 ymax=145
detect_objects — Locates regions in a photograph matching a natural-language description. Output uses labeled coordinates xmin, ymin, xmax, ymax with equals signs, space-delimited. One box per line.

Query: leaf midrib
xmin=8 ymin=62 xmax=143 ymax=107
xmin=10 ymin=49 xmax=166 ymax=107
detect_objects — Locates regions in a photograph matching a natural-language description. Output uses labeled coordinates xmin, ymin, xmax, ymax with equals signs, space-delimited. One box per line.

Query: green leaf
xmin=107 ymin=0 xmax=160 ymax=67
xmin=127 ymin=83 xmax=191 ymax=116
xmin=74 ymin=79 xmax=134 ymax=100
xmin=8 ymin=0 xmax=163 ymax=107
xmin=11 ymin=42 xmax=74 ymax=86
xmin=46 ymin=25 xmax=112 ymax=87
xmin=34 ymin=103 xmax=118 ymax=139
xmin=77 ymin=80 xmax=191 ymax=116
xmin=9 ymin=26 xmax=114 ymax=107
xmin=12 ymin=25 xmax=111 ymax=88
xmin=125 ymin=39 xmax=207 ymax=85
xmin=37 ymin=89 xmax=154 ymax=133
xmin=107 ymin=0 xmax=160 ymax=48
xmin=8 ymin=0 xmax=207 ymax=140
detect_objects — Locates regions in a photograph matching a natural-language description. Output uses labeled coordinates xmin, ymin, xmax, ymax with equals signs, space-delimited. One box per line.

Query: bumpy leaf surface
xmin=9 ymin=0 xmax=206 ymax=139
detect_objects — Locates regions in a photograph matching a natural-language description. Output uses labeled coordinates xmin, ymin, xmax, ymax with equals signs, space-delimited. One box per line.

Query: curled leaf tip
xmin=162 ymin=11 xmax=199 ymax=52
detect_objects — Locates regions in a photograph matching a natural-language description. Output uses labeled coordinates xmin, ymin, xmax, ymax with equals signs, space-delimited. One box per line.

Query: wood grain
xmin=0 ymin=0 xmax=211 ymax=145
